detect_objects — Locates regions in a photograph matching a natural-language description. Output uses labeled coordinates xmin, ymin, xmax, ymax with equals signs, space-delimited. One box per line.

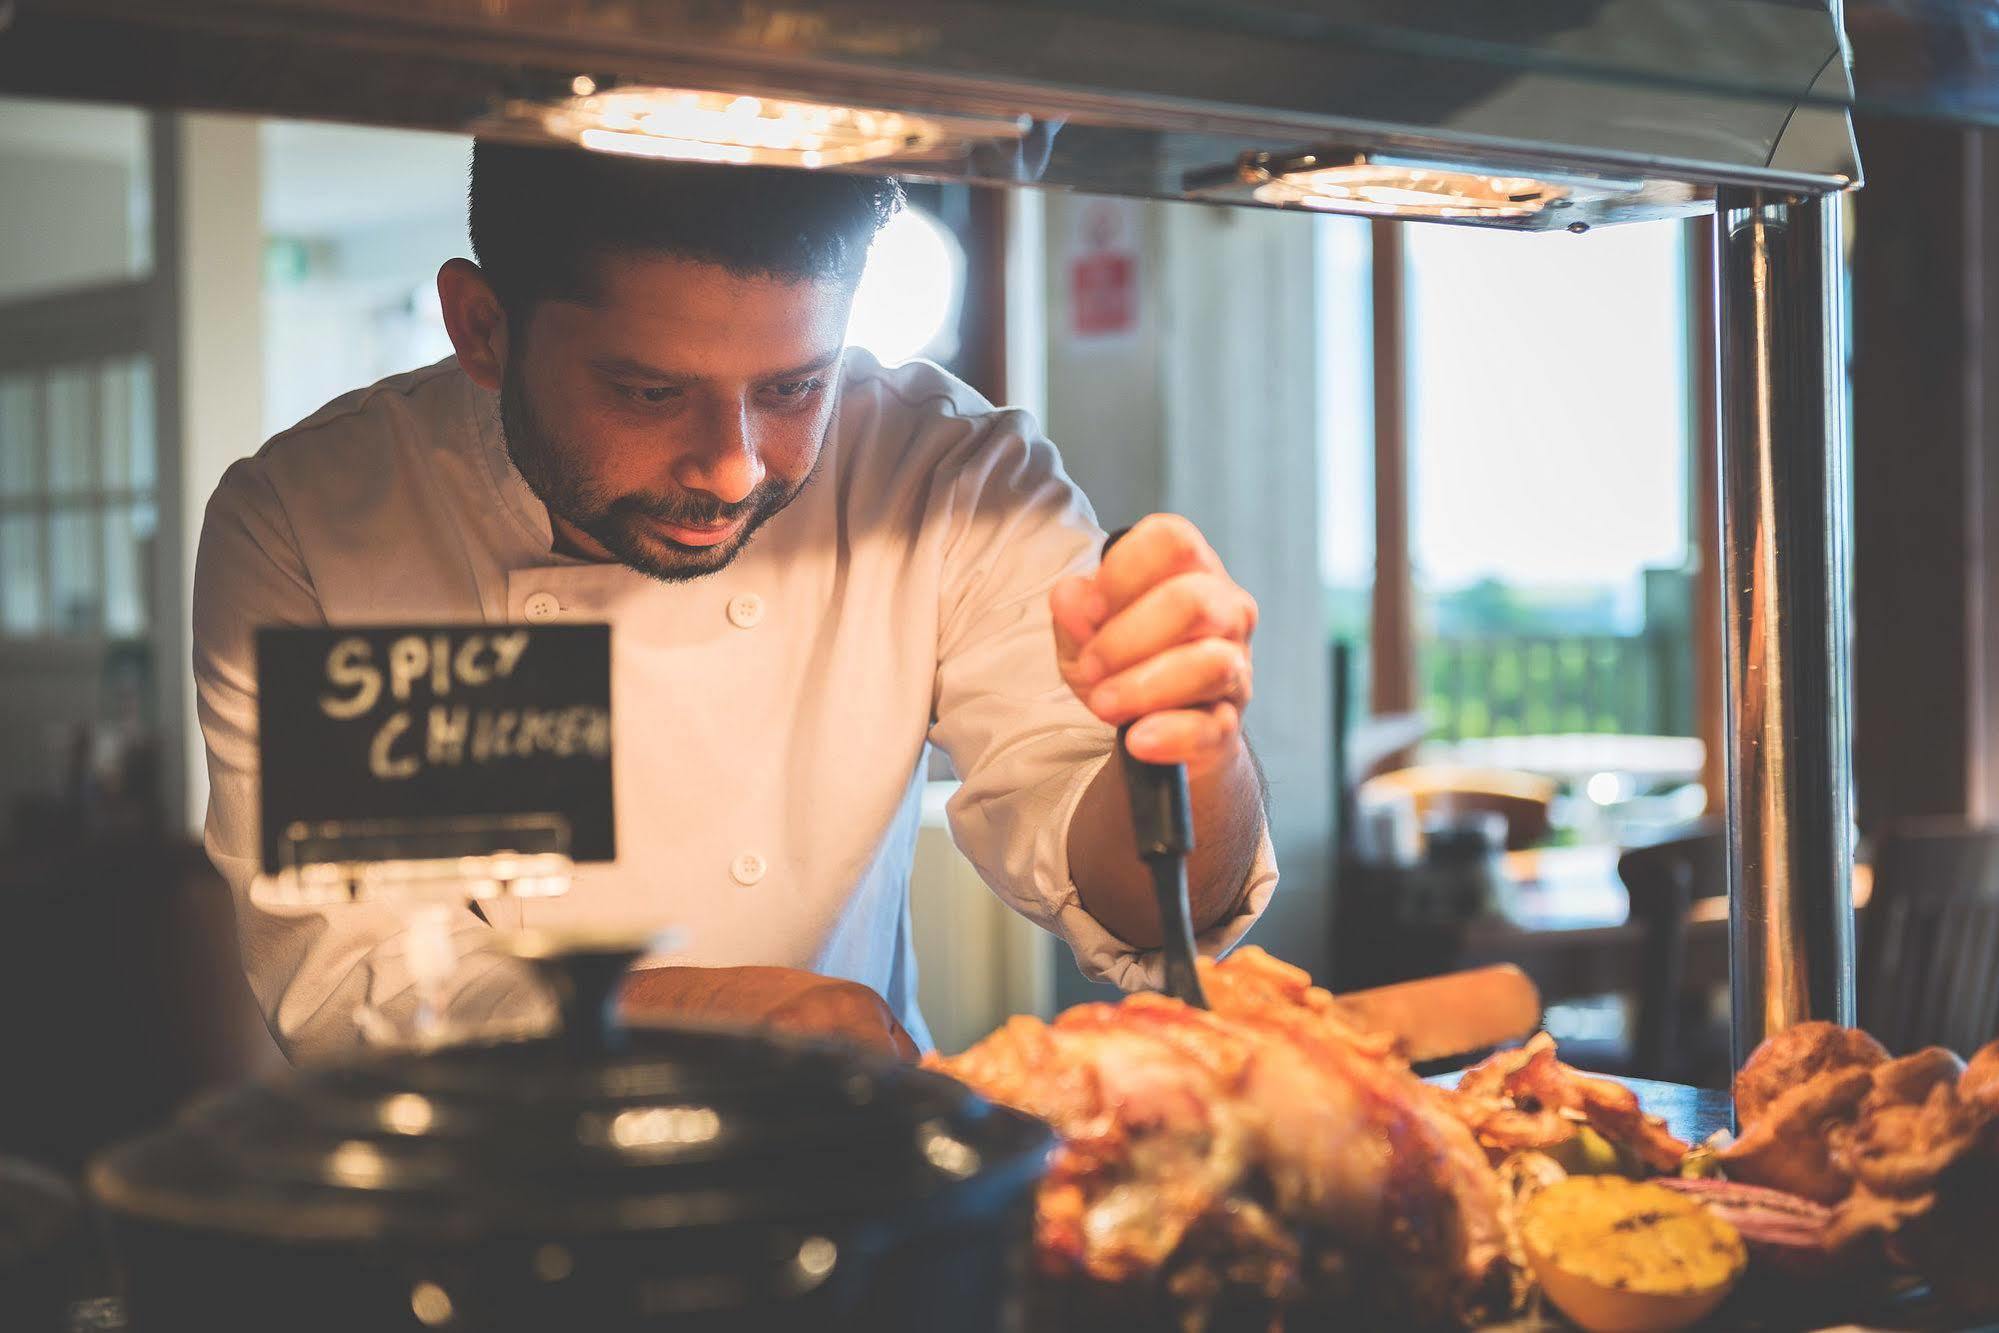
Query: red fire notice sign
xmin=1067 ymin=198 xmax=1139 ymax=339
xmin=1070 ymin=251 xmax=1136 ymax=336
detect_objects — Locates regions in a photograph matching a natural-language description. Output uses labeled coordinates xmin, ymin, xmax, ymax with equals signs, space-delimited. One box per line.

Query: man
xmin=195 ymin=142 xmax=1277 ymax=1062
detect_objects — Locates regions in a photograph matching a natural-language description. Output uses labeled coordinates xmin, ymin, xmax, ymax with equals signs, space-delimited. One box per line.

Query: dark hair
xmin=468 ymin=139 xmax=902 ymax=316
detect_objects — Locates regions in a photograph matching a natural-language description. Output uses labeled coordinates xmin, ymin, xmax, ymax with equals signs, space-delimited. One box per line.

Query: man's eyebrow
xmin=589 ymin=355 xmax=688 ymax=383
xmin=764 ymin=349 xmax=844 ymax=381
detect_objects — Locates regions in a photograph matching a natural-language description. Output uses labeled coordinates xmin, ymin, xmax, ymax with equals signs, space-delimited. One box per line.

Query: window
xmin=1405 ymin=223 xmax=1688 ymax=606
xmin=1316 ymin=216 xmax=1375 ymax=700
xmin=0 ymin=97 xmax=159 ymax=643
xmin=0 ymin=357 xmax=156 ymax=638
xmin=846 ymin=204 xmax=965 ymax=368
xmin=1402 ymin=222 xmax=1693 ymax=760
xmin=0 ymin=98 xmax=167 ymax=838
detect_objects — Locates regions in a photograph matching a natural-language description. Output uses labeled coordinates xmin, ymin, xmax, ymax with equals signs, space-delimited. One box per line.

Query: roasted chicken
xmin=1448 ymin=1032 xmax=1690 ymax=1173
xmin=927 ymin=947 xmax=1516 ymax=1328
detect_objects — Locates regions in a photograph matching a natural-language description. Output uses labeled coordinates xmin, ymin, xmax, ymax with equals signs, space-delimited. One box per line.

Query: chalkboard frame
xmin=254 ymin=624 xmax=616 ymax=874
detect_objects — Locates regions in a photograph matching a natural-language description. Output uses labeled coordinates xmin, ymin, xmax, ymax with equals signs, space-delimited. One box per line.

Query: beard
xmin=499 ymin=356 xmax=817 ymax=584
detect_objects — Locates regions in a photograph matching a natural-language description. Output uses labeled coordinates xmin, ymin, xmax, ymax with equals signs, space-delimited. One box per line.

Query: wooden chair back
xmin=1861 ymin=818 xmax=1999 ymax=1055
xmin=1357 ymin=766 xmax=1557 ymax=852
xmin=1619 ymin=818 xmax=1728 ymax=1079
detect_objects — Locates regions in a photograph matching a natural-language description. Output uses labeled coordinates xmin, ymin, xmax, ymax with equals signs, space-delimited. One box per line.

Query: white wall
xmin=1159 ymin=201 xmax=1333 ymax=987
xmin=911 ymin=784 xmax=1054 ymax=1053
xmin=1037 ymin=192 xmax=1334 ymax=1004
xmin=1040 ymin=195 xmax=1167 ymax=533
xmin=0 ymin=152 xmax=134 ymax=300
xmin=263 ymin=212 xmax=464 ymax=436
xmin=260 ymin=122 xmax=470 ymax=437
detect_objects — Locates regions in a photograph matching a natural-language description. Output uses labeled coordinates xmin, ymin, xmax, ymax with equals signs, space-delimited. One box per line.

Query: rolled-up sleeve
xmin=194 ymin=460 xmax=547 ymax=1062
xmin=924 ymin=411 xmax=1277 ymax=990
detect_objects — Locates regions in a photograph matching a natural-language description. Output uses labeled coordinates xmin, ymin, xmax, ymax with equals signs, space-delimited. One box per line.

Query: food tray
xmin=1032 ymin=1077 xmax=1990 ymax=1333
xmin=1482 ymin=1282 xmax=1981 ymax=1332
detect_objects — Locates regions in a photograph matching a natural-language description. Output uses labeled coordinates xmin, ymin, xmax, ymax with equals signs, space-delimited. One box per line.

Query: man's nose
xmin=673 ymin=399 xmax=765 ymax=505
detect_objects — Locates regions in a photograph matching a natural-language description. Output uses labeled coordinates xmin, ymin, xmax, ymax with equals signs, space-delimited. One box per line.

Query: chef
xmin=194 ymin=141 xmax=1278 ymax=1062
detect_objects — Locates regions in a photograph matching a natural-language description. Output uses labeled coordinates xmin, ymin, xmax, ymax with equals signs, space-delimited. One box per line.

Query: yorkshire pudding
xmin=1731 ymin=1022 xmax=1888 ymax=1131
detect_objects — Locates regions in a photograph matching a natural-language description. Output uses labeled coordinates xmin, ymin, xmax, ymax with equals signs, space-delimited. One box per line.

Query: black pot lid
xmin=88 ymin=943 xmax=1050 ymax=1245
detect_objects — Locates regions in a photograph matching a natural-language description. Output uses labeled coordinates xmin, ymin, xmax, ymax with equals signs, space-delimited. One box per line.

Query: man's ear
xmin=437 ymin=258 xmax=510 ymax=392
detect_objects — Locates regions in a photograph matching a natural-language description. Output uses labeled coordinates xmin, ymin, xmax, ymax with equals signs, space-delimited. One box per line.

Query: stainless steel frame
xmin=3 ymin=0 xmax=1860 ymax=230
xmin=1714 ymin=189 xmax=1858 ymax=1068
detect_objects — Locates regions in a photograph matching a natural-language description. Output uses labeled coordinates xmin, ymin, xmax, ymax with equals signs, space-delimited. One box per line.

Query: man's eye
xmin=621 ymin=384 xmax=681 ymax=405
xmin=767 ymin=377 xmax=825 ymax=400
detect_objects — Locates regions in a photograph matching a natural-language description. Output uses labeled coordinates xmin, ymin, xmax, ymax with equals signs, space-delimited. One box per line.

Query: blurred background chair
xmin=1355 ymin=765 xmax=1557 ymax=853
xmin=1619 ymin=818 xmax=1729 ymax=1082
xmin=1859 ymin=818 xmax=1999 ymax=1056
xmin=1334 ymin=765 xmax=1555 ymax=991
xmin=0 ymin=833 xmax=281 ymax=1173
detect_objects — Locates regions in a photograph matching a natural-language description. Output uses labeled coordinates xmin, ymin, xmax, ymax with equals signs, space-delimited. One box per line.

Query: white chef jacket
xmin=193 ymin=352 xmax=1278 ymax=1060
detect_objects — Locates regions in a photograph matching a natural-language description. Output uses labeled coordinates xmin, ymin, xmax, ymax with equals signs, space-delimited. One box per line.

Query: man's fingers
xmin=1050 ymin=574 xmax=1107 ymax=673
xmin=1079 ymin=572 xmax=1257 ymax=679
xmin=1085 ymin=637 xmax=1251 ymax=724
xmin=1095 ymin=514 xmax=1221 ymax=616
xmin=1126 ymin=702 xmax=1243 ymax=768
xmin=1060 ymin=518 xmax=1253 ymax=756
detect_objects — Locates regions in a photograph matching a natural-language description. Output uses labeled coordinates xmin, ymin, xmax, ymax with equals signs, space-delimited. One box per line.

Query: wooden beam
xmin=1850 ymin=117 xmax=1978 ymax=833
xmin=1689 ymin=222 xmax=1726 ymax=815
xmin=958 ymin=183 xmax=1010 ymax=406
xmin=1369 ymin=220 xmax=1419 ymax=733
xmin=1973 ymin=133 xmax=1999 ymax=822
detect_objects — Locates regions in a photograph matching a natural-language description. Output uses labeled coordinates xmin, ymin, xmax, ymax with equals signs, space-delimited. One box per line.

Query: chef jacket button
xmin=523 ymin=591 xmax=561 ymax=624
xmin=731 ymin=851 xmax=767 ymax=886
xmin=727 ymin=593 xmax=765 ymax=629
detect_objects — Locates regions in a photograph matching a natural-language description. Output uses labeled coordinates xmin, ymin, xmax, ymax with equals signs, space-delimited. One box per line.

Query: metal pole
xmin=1713 ymin=189 xmax=1856 ymax=1071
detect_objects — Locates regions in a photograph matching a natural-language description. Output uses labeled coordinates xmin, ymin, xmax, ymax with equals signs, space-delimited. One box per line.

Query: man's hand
xmin=621 ymin=965 xmax=919 ymax=1059
xmin=1051 ymin=513 xmax=1257 ymax=776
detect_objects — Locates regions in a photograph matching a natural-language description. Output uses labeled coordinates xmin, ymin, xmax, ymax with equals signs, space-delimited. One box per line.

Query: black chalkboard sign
xmin=256 ymin=625 xmax=615 ymax=873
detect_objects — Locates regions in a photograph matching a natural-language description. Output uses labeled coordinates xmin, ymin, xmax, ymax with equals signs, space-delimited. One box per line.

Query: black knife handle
xmin=1117 ymin=723 xmax=1195 ymax=858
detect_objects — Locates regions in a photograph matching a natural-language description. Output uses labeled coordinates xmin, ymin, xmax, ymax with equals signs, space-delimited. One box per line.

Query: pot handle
xmin=501 ymin=930 xmax=663 ymax=1053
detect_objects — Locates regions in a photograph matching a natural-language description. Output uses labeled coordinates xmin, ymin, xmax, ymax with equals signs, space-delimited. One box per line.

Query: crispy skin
xmin=1447 ymin=1033 xmax=1690 ymax=1172
xmin=1449 ymin=1039 xmax=1570 ymax=1155
xmin=927 ymin=947 xmax=1514 ymax=1323
xmin=1961 ymin=1039 xmax=1999 ymax=1111
xmin=1197 ymin=950 xmax=1510 ymax=1296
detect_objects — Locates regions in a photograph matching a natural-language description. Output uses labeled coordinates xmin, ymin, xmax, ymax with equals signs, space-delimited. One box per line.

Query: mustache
xmin=610 ymin=486 xmax=772 ymax=527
